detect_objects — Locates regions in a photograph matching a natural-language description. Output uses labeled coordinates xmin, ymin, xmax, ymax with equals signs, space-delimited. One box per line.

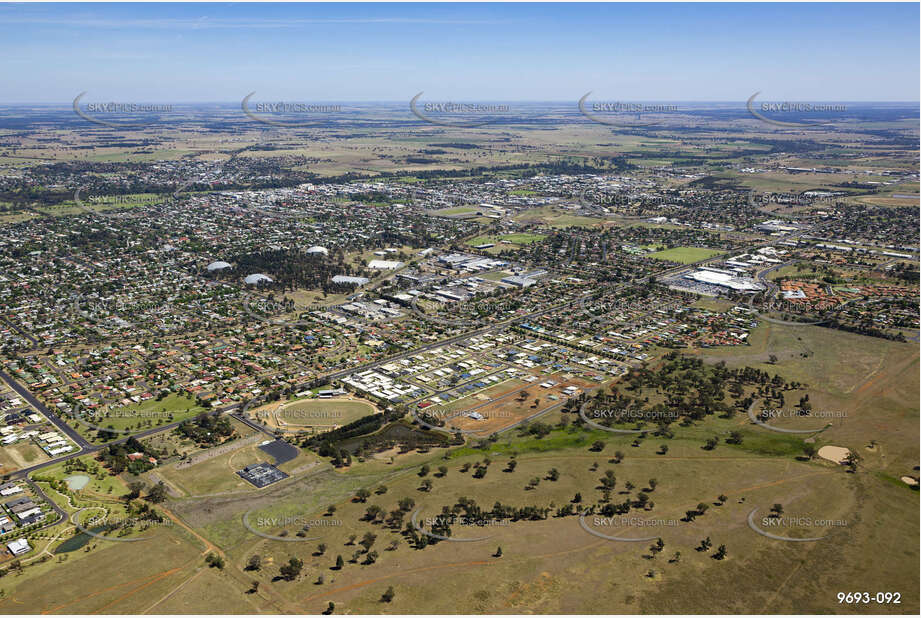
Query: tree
xmin=249 ymin=580 xmax=260 ymax=593
xmin=647 ymin=478 xmax=657 ymax=491
xmin=126 ymin=481 xmax=145 ymax=500
xmin=657 ymin=444 xmax=668 ymax=455
xmin=381 ymin=586 xmax=395 ymax=602
xmin=547 ymin=468 xmax=560 ymax=481
xmin=590 ymin=440 xmax=605 ymax=452
xmin=364 ymin=505 xmax=384 ymax=522
xmin=205 ymin=553 xmax=225 ymax=569
xmin=717 ymin=494 xmax=728 ymax=505
xmin=316 ymin=543 xmax=327 ymax=556
xmin=246 ymin=555 xmax=262 ymax=571
xmin=420 ymin=479 xmax=433 ymax=492
xmin=279 ymin=557 xmax=303 ymax=581
xmin=419 ymin=464 xmax=431 ymax=477
xmin=844 ymin=451 xmax=861 ymax=471
xmin=334 ymin=555 xmax=344 ymax=570
xmin=494 ymin=546 xmax=502 ymax=557
xmin=770 ymin=503 xmax=783 ymax=517
xmin=802 ymin=443 xmax=817 ymax=460
xmin=437 ymin=465 xmax=448 ymax=477
xmin=326 ymin=505 xmax=337 ymax=515
xmin=325 ymin=601 xmax=335 ymax=615
xmin=355 ymin=488 xmax=371 ymax=502
xmin=146 ymin=481 xmax=168 ymax=503
xmin=713 ymin=544 xmax=727 ymax=560
xmin=359 ymin=532 xmax=377 ymax=552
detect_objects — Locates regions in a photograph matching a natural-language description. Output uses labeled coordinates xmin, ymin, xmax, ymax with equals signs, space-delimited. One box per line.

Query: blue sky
xmin=1 ymin=2 xmax=918 ymax=103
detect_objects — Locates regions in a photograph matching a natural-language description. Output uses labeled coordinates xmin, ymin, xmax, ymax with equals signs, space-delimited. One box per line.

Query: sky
xmin=1 ymin=2 xmax=918 ymax=103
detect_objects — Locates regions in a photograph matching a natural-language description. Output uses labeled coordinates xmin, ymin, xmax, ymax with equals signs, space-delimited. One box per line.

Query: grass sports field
xmin=646 ymin=246 xmax=726 ymax=263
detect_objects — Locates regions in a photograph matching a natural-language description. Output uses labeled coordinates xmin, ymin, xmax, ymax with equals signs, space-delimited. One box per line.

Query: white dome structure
xmin=306 ymin=246 xmax=328 ymax=256
xmin=244 ymin=273 xmax=273 ymax=285
xmin=207 ymin=261 xmax=232 ymax=272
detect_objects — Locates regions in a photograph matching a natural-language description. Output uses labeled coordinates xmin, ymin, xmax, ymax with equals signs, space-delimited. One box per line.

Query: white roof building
xmin=368 ymin=260 xmax=403 ymax=270
xmin=206 ymin=261 xmax=232 ymax=272
xmin=685 ymin=268 xmax=765 ymax=292
xmin=332 ymin=275 xmax=369 ymax=286
xmin=244 ymin=273 xmax=273 ymax=285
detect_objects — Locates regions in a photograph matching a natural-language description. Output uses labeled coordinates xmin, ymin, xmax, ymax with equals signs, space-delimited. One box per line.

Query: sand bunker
xmin=818 ymin=446 xmax=851 ymax=464
xmin=900 ymin=476 xmax=918 ymax=486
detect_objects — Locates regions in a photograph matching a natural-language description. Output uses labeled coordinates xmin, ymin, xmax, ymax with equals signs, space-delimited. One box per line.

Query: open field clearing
xmin=0 ymin=441 xmax=49 ymax=473
xmin=689 ymin=322 xmax=919 ymax=478
xmin=158 ymin=416 xmax=917 ymax=614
